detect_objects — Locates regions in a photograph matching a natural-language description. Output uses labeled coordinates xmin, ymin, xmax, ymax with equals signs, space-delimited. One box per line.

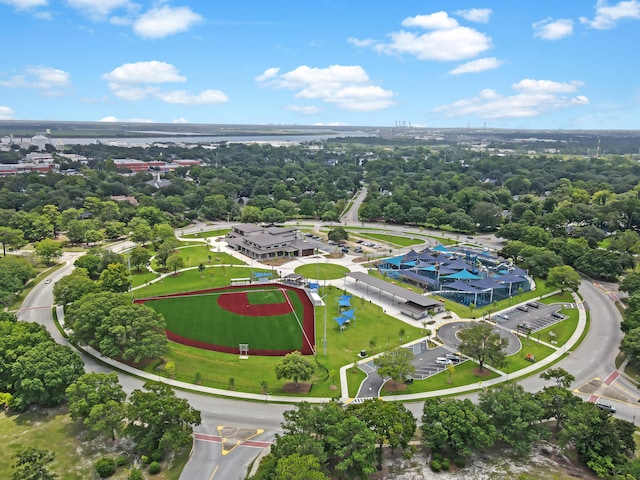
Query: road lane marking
xmin=209 ymin=465 xmax=219 ymax=480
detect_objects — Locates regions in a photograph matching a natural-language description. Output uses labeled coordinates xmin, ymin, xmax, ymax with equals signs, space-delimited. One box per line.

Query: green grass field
xmin=355 ymin=232 xmax=425 ymax=247
xmin=145 ymin=287 xmax=305 ymax=350
xmin=294 ymin=263 xmax=349 ymax=280
xmin=133 ymin=267 xmax=273 ymax=297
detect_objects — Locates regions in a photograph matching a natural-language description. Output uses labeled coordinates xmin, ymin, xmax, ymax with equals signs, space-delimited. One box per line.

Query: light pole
xmin=321 ymin=293 xmax=329 ymax=355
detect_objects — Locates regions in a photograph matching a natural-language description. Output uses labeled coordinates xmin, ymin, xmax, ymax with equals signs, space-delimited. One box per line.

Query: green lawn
xmin=145 ymin=286 xmax=306 ymax=350
xmin=294 ymin=263 xmax=350 ymax=280
xmin=131 ymin=270 xmax=158 ymax=288
xmin=133 ymin=267 xmax=272 ymax=298
xmin=383 ymin=360 xmax=499 ymax=396
xmin=179 ymin=228 xmax=231 ymax=239
xmin=151 ymin=245 xmax=245 ymax=271
xmin=356 ymin=232 xmax=425 ymax=247
xmin=0 ymin=406 xmax=185 ymax=480
xmin=536 ymin=311 xmax=578 ymax=347
xmin=504 ymin=339 xmax=557 ymax=373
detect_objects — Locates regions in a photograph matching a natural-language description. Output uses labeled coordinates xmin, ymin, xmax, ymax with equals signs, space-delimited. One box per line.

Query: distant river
xmin=53 ymin=131 xmax=373 ymax=146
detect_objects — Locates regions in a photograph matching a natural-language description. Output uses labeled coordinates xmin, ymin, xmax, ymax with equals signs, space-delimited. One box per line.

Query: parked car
xmin=354 ymin=247 xmax=363 ymax=253
xmin=595 ymin=401 xmax=616 ymax=413
xmin=435 ymin=357 xmax=452 ymax=365
xmin=445 ymin=353 xmax=462 ymax=363
xmin=527 ymin=301 xmax=540 ymax=308
xmin=517 ymin=305 xmax=529 ymax=312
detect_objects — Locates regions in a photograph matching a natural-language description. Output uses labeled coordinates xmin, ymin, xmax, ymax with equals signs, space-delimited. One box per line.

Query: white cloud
xmin=455 ymin=8 xmax=492 ymax=23
xmin=533 ymin=18 xmax=574 ymax=40
xmin=256 ymin=64 xmax=397 ymax=112
xmin=374 ymin=11 xmax=492 ymax=61
xmin=98 ymin=116 xmax=154 ymax=123
xmin=512 ymin=79 xmax=584 ymax=93
xmin=0 ymin=106 xmax=15 ymax=120
xmin=286 ymin=105 xmax=321 ymax=115
xmin=172 ymin=117 xmax=189 ymax=123
xmin=0 ymin=66 xmax=71 ymax=95
xmin=156 ymin=89 xmax=228 ymax=105
xmin=402 ymin=11 xmax=459 ymax=30
xmin=434 ymin=79 xmax=589 ymax=119
xmin=449 ymin=57 xmax=503 ymax=75
xmin=66 ymin=0 xmax=136 ymax=21
xmin=102 ymin=61 xmax=227 ymax=105
xmin=254 ymin=67 xmax=280 ymax=82
xmin=0 ymin=0 xmax=47 ymax=10
xmin=102 ymin=61 xmax=187 ymax=84
xmin=347 ymin=37 xmax=376 ymax=47
xmin=580 ymin=0 xmax=640 ymax=29
xmin=133 ymin=5 xmax=203 ymax=39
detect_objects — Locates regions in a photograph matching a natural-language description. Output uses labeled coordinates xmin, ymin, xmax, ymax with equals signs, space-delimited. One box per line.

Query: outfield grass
xmin=294 ymin=263 xmax=350 ymax=280
xmin=145 ymin=287 xmax=305 ymax=350
xmin=133 ymin=267 xmax=272 ymax=298
xmin=0 ymin=406 xmax=184 ymax=480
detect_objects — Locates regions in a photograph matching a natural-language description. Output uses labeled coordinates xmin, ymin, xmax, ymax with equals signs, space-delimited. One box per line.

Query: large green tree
xmin=34 ymin=238 xmax=63 ymax=265
xmin=52 ymin=268 xmax=99 ymax=306
xmin=126 ymin=381 xmax=201 ymax=454
xmin=458 ymin=322 xmax=508 ymax=372
xmin=275 ymin=351 xmax=316 ymax=388
xmin=348 ymin=397 xmax=416 ymax=458
xmin=373 ymin=347 xmax=415 ymax=388
xmin=99 ymin=262 xmax=130 ymax=293
xmin=66 ymin=291 xmax=129 ymax=348
xmin=10 ymin=342 xmax=85 ymax=410
xmin=421 ymin=397 xmax=496 ymax=458
xmin=66 ymin=372 xmax=127 ymax=441
xmin=478 ymin=383 xmax=546 ymax=453
xmin=0 ymin=227 xmax=26 ymax=256
xmin=546 ymin=265 xmax=581 ymax=292
xmin=95 ymin=303 xmax=167 ymax=363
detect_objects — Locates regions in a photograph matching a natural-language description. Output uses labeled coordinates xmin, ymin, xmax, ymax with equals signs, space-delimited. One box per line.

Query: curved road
xmin=16 ymin=228 xmax=640 ymax=479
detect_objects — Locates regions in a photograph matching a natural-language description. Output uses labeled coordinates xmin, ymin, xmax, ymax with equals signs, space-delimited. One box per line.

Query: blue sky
xmin=1 ymin=1 xmax=639 ymax=129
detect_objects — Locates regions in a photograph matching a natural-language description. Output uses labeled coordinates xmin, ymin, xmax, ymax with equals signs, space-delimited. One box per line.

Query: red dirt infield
xmin=135 ymin=283 xmax=315 ymax=356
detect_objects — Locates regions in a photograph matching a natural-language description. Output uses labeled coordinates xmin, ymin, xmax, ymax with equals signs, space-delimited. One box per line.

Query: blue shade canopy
xmin=442 ymin=269 xmax=482 ymax=280
xmin=334 ymin=316 xmax=348 ymax=326
xmin=341 ymin=309 xmax=355 ymax=319
xmin=337 ymin=298 xmax=352 ymax=307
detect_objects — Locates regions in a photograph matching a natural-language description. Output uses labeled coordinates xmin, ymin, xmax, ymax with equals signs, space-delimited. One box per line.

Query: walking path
xmin=79 ymin=229 xmax=586 ymax=404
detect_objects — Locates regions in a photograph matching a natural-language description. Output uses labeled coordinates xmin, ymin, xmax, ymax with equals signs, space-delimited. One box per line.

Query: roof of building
xmin=346 ymin=272 xmax=443 ymax=308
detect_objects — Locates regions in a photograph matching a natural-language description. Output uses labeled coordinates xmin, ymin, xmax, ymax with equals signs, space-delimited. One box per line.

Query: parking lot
xmin=492 ymin=301 xmax=571 ymax=334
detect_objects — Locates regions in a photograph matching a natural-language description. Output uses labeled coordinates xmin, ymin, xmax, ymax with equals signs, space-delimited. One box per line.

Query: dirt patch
xmin=281 ymin=382 xmax=312 ymax=394
xmin=376 ymin=442 xmax=599 ymax=480
xmin=471 ymin=367 xmax=495 ymax=377
xmin=382 ymin=381 xmax=407 ymax=393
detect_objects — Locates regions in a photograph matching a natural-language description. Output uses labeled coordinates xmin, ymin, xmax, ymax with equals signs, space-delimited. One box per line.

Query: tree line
xmin=252 ymin=368 xmax=638 ymax=480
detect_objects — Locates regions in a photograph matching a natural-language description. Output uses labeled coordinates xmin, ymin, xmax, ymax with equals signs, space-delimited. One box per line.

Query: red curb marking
xmin=587 ymin=395 xmax=599 ymax=403
xmin=195 ymin=433 xmax=222 ymax=442
xmin=241 ymin=440 xmax=272 ymax=448
xmin=604 ymin=370 xmax=619 ymax=386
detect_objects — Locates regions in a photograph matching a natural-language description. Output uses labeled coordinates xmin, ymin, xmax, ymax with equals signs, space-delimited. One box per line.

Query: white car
xmin=435 ymin=357 xmax=452 ymax=365
xmin=45 ymin=279 xmax=52 ymax=284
